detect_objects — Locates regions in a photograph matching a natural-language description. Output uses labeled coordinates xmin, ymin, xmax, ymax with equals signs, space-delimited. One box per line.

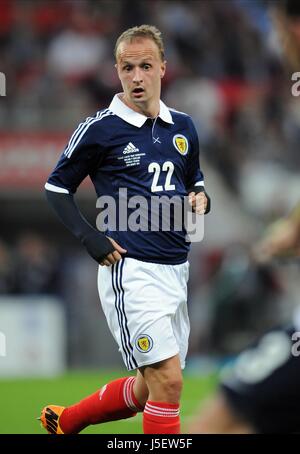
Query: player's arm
xmin=45 ymin=123 xmax=126 ymax=266
xmin=186 ymin=118 xmax=211 ymax=215
xmin=45 ymin=190 xmax=126 ymax=265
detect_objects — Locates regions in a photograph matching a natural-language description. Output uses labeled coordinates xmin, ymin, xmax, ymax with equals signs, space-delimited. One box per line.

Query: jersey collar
xmin=109 ymin=93 xmax=174 ymax=127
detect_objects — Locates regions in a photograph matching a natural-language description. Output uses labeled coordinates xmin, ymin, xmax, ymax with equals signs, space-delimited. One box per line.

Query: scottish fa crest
xmin=135 ymin=334 xmax=153 ymax=353
xmin=173 ymin=134 xmax=189 ymax=155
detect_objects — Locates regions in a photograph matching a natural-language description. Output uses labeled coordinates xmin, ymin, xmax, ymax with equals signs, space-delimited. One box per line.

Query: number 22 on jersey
xmin=148 ymin=161 xmax=175 ymax=192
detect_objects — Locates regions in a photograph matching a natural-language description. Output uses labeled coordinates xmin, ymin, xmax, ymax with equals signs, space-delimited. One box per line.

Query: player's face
xmin=116 ymin=37 xmax=166 ymax=113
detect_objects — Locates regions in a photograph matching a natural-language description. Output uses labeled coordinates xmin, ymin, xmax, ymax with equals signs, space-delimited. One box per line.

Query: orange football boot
xmin=39 ymin=405 xmax=65 ymax=434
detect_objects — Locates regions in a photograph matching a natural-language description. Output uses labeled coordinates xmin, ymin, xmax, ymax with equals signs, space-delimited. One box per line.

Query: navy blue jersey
xmin=46 ymin=94 xmax=205 ymax=264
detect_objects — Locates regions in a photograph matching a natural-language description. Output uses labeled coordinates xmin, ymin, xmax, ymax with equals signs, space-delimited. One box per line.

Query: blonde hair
xmin=114 ymin=25 xmax=165 ymax=61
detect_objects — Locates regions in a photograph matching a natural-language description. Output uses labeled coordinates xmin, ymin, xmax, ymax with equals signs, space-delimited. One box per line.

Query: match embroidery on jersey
xmin=118 ymin=143 xmax=145 ymax=167
xmin=173 ymin=134 xmax=189 ymax=155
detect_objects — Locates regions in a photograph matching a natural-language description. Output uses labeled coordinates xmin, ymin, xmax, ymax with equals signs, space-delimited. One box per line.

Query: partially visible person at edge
xmin=188 ymin=0 xmax=300 ymax=434
xmin=188 ymin=203 xmax=300 ymax=434
xmin=39 ymin=24 xmax=210 ymax=434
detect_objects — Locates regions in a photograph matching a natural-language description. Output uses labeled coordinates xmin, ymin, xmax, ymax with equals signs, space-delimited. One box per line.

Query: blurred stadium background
xmin=0 ymin=0 xmax=299 ymax=434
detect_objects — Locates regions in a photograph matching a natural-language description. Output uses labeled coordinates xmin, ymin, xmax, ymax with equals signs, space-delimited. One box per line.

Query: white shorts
xmin=97 ymin=257 xmax=190 ymax=371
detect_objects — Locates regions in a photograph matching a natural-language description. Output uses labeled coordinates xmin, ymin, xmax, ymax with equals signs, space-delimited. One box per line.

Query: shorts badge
xmin=173 ymin=134 xmax=189 ymax=155
xmin=135 ymin=334 xmax=153 ymax=353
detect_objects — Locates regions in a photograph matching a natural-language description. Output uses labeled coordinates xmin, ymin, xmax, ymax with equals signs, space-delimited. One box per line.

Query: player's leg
xmin=133 ymin=369 xmax=149 ymax=406
xmin=125 ymin=258 xmax=188 ymax=434
xmin=48 ymin=258 xmax=186 ymax=435
xmin=140 ymin=354 xmax=183 ymax=434
xmin=142 ymin=354 xmax=182 ymax=402
xmin=39 ymin=261 xmax=148 ymax=434
xmin=40 ymin=372 xmax=145 ymax=434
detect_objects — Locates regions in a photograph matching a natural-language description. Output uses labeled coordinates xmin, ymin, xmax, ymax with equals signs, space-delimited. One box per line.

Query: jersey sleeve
xmin=186 ymin=117 xmax=205 ymax=191
xmin=45 ymin=120 xmax=106 ymax=194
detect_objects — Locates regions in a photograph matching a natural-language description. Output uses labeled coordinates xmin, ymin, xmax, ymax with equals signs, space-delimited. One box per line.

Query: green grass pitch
xmin=0 ymin=370 xmax=217 ymax=434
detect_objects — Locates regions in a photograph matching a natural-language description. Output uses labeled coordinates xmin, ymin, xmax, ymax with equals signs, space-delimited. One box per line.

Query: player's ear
xmin=160 ymin=60 xmax=167 ymax=78
xmin=115 ymin=62 xmax=120 ymax=77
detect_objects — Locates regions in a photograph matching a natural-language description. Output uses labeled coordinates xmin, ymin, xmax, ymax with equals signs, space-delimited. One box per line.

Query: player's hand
xmin=100 ymin=237 xmax=127 ymax=266
xmin=188 ymin=191 xmax=207 ymax=215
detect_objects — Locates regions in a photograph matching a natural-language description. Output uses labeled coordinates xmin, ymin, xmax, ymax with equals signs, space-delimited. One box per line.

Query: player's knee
xmin=142 ymin=356 xmax=183 ymax=402
xmin=150 ymin=374 xmax=183 ymax=403
xmin=162 ymin=377 xmax=183 ymax=401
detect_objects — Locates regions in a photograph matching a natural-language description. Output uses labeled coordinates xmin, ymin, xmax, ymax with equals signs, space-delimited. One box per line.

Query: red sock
xmin=59 ymin=376 xmax=143 ymax=433
xmin=143 ymin=401 xmax=180 ymax=434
